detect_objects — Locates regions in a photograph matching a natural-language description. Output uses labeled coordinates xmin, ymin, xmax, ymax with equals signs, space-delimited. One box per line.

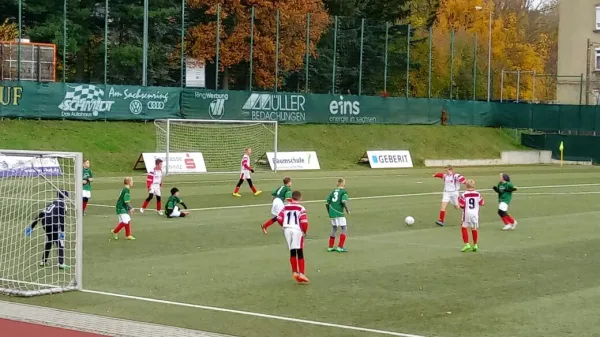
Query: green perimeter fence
xmin=1 ymin=81 xmax=600 ymax=134
xmin=0 ymin=2 xmax=583 ymax=103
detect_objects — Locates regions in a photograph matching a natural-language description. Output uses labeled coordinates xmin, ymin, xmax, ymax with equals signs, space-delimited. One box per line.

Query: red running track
xmin=0 ymin=318 xmax=109 ymax=337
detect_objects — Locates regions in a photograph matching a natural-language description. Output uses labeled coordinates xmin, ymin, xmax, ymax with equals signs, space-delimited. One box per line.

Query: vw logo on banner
xmin=147 ymin=101 xmax=165 ymax=110
xmin=129 ymin=100 xmax=143 ymax=115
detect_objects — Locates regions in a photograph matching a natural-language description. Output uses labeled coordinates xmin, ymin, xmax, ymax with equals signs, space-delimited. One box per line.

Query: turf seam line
xmin=88 ymin=182 xmax=600 ymax=211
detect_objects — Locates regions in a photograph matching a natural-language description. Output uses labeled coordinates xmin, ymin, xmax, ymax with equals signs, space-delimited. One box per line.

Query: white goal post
xmin=154 ymin=119 xmax=278 ymax=174
xmin=0 ymin=149 xmax=83 ymax=297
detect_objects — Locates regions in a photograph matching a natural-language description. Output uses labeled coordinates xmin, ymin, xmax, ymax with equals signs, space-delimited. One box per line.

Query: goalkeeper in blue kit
xmin=25 ymin=191 xmax=70 ymax=269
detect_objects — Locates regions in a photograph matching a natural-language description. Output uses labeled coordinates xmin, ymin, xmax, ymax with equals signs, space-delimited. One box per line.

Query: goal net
xmin=0 ymin=150 xmax=83 ymax=297
xmin=154 ymin=119 xmax=278 ymax=174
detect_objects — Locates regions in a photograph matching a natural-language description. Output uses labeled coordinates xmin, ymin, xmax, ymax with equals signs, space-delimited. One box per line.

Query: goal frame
xmin=155 ymin=119 xmax=278 ymax=175
xmin=0 ymin=149 xmax=83 ymax=297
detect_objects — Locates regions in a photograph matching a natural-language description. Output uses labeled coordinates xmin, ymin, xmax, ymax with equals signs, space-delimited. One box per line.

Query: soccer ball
xmin=405 ymin=216 xmax=415 ymax=226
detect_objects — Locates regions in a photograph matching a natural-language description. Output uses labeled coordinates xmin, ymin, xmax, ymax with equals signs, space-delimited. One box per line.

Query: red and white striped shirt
xmin=146 ymin=167 xmax=163 ymax=189
xmin=434 ymin=171 xmax=466 ymax=192
xmin=277 ymin=202 xmax=309 ymax=233
xmin=241 ymin=154 xmax=252 ymax=173
xmin=459 ymin=190 xmax=484 ymax=218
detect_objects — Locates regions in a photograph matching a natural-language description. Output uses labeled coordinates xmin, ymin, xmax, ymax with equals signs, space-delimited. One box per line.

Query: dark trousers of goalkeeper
xmin=42 ymin=224 xmax=65 ymax=267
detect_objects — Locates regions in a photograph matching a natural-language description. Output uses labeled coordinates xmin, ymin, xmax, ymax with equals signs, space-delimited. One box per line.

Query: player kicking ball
xmin=326 ymin=178 xmax=350 ymax=252
xmin=261 ymin=177 xmax=292 ymax=234
xmin=25 ymin=190 xmax=70 ymax=269
xmin=165 ymin=188 xmax=190 ymax=218
xmin=140 ymin=158 xmax=164 ymax=215
xmin=233 ymin=147 xmax=262 ymax=197
xmin=276 ymin=191 xmax=310 ymax=283
xmin=493 ymin=173 xmax=518 ymax=230
xmin=433 ymin=165 xmax=466 ymax=226
xmin=112 ymin=177 xmax=135 ymax=240
xmin=82 ymin=159 xmax=93 ymax=215
xmin=458 ymin=179 xmax=484 ymax=252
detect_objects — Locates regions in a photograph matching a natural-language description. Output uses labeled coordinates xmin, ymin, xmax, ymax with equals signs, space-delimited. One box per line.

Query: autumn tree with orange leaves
xmin=187 ymin=0 xmax=329 ymax=89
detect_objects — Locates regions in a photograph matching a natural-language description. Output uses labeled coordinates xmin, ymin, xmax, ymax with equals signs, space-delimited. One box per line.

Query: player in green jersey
xmin=493 ymin=173 xmax=518 ymax=230
xmin=326 ymin=178 xmax=350 ymax=252
xmin=82 ymin=159 xmax=93 ymax=215
xmin=165 ymin=187 xmax=189 ymax=218
xmin=262 ymin=177 xmax=292 ymax=234
xmin=112 ymin=177 xmax=135 ymax=240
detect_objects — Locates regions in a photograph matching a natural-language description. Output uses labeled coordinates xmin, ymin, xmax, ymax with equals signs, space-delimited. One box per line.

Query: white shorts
xmin=499 ymin=202 xmax=509 ymax=212
xmin=169 ymin=206 xmax=181 ymax=217
xmin=117 ymin=213 xmax=131 ymax=224
xmin=462 ymin=214 xmax=479 ymax=229
xmin=271 ymin=198 xmax=284 ymax=216
xmin=82 ymin=190 xmax=91 ymax=199
xmin=330 ymin=217 xmax=347 ymax=227
xmin=149 ymin=184 xmax=161 ymax=197
xmin=240 ymin=171 xmax=251 ymax=180
xmin=283 ymin=228 xmax=303 ymax=250
xmin=442 ymin=191 xmax=459 ymax=206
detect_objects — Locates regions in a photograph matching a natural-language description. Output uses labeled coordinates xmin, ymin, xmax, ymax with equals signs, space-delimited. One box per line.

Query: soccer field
xmin=5 ymin=165 xmax=600 ymax=337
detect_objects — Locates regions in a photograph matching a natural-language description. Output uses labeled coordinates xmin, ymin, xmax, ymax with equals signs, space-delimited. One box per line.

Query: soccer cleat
xmin=502 ymin=224 xmax=512 ymax=231
xmin=336 ymin=247 xmax=348 ymax=253
xmin=254 ymin=190 xmax=262 ymax=196
xmin=139 ymin=208 xmax=145 ymax=214
xmin=296 ymin=274 xmax=310 ymax=283
xmin=39 ymin=262 xmax=46 ymax=267
xmin=111 ymin=231 xmax=119 ymax=240
xmin=436 ymin=220 xmax=445 ymax=226
xmin=461 ymin=243 xmax=472 ymax=252
xmin=232 ymin=193 xmax=242 ymax=197
xmin=58 ymin=264 xmax=71 ymax=270
xmin=327 ymin=248 xmax=335 ymax=252
xmin=511 ymin=221 xmax=518 ymax=230
xmin=126 ymin=235 xmax=136 ymax=240
xmin=261 ymin=225 xmax=268 ymax=235
xmin=158 ymin=210 xmax=164 ymax=216
xmin=472 ymin=244 xmax=479 ymax=252
xmin=292 ymin=272 xmax=300 ymax=281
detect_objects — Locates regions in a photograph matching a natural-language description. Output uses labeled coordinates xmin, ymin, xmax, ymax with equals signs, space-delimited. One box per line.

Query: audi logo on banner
xmin=147 ymin=101 xmax=165 ymax=110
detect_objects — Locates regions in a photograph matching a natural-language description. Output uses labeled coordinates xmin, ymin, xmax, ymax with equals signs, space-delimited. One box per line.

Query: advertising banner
xmin=0 ymin=155 xmax=62 ymax=178
xmin=266 ymin=151 xmax=320 ymax=170
xmin=367 ymin=150 xmax=413 ymax=168
xmin=142 ymin=153 xmax=207 ymax=174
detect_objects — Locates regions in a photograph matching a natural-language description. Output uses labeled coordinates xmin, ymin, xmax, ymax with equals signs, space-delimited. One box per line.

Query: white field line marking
xmin=89 ymin=183 xmax=600 ymax=211
xmin=81 ymin=289 xmax=426 ymax=337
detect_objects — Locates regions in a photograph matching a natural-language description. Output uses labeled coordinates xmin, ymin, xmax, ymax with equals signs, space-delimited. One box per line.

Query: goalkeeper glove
xmin=24 ymin=226 xmax=33 ymax=237
xmin=250 ymin=168 xmax=255 ymax=173
xmin=59 ymin=232 xmax=65 ymax=240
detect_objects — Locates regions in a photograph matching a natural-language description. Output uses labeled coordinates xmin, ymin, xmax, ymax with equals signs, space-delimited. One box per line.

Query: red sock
xmin=250 ymin=185 xmax=257 ymax=193
xmin=461 ymin=227 xmax=469 ymax=244
xmin=141 ymin=200 xmax=149 ymax=209
xmin=290 ymin=257 xmax=298 ymax=273
xmin=501 ymin=216 xmax=510 ymax=225
xmin=298 ymin=258 xmax=305 ymax=274
xmin=82 ymin=200 xmax=88 ymax=212
xmin=234 ymin=186 xmax=240 ymax=194
xmin=439 ymin=211 xmax=446 ymax=222
xmin=156 ymin=201 xmax=162 ymax=211
xmin=262 ymin=218 xmax=275 ymax=229
xmin=338 ymin=234 xmax=347 ymax=248
xmin=506 ymin=215 xmax=515 ymax=224
xmin=472 ymin=229 xmax=478 ymax=244
xmin=125 ymin=223 xmax=131 ymax=237
xmin=328 ymin=236 xmax=335 ymax=248
xmin=113 ymin=223 xmax=125 ymax=234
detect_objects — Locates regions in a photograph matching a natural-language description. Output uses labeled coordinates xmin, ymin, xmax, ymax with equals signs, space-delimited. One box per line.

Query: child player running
xmin=276 ymin=191 xmax=310 ymax=283
xmin=494 ymin=173 xmax=518 ymax=230
xmin=111 ymin=177 xmax=135 ymax=240
xmin=458 ymin=179 xmax=484 ymax=252
xmin=233 ymin=147 xmax=262 ymax=197
xmin=140 ymin=158 xmax=164 ymax=215
xmin=261 ymin=177 xmax=292 ymax=234
xmin=433 ymin=165 xmax=466 ymax=226
xmin=326 ymin=178 xmax=350 ymax=252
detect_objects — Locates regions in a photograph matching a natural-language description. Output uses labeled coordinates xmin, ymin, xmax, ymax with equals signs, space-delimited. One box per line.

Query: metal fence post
xmin=358 ymin=18 xmax=364 ymax=95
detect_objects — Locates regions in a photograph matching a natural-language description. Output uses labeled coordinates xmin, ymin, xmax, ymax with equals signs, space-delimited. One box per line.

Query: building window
xmin=593 ymin=90 xmax=600 ymax=105
xmin=595 ymin=48 xmax=600 ymax=71
xmin=596 ymin=6 xmax=600 ymax=30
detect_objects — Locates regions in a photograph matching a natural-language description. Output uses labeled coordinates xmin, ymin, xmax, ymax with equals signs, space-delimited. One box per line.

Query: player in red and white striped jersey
xmin=233 ymin=148 xmax=262 ymax=197
xmin=140 ymin=158 xmax=164 ymax=215
xmin=274 ymin=191 xmax=310 ymax=283
xmin=458 ymin=179 xmax=484 ymax=252
xmin=433 ymin=165 xmax=467 ymax=226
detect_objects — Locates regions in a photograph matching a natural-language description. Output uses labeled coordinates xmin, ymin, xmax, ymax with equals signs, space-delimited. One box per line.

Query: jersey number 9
xmin=468 ymin=198 xmax=476 ymax=209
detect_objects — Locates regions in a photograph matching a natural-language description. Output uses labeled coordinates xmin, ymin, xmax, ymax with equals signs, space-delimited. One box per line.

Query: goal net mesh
xmin=0 ymin=152 xmax=81 ymax=297
xmin=154 ymin=120 xmax=277 ymax=173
